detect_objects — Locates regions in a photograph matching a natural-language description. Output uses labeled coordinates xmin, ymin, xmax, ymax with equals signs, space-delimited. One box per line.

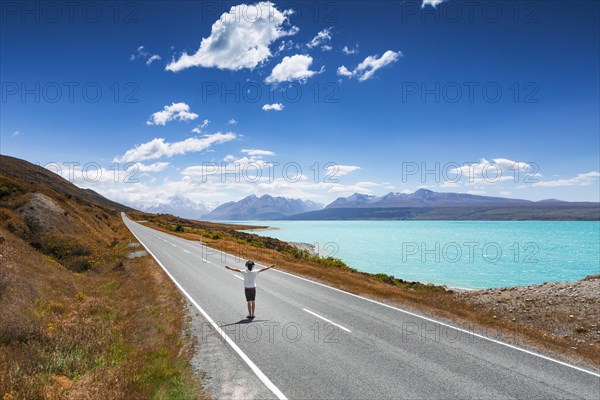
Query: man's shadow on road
xmin=220 ymin=319 xmax=270 ymax=327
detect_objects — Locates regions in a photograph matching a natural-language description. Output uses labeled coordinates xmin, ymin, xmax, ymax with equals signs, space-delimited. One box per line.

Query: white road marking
xmin=124 ymin=218 xmax=288 ymax=400
xmin=171 ymin=243 xmax=177 ymax=247
xmin=127 ymin=216 xmax=600 ymax=378
xmin=183 ymin=249 xmax=190 ymax=254
xmin=303 ymin=308 xmax=352 ymax=333
xmin=192 ymin=230 xmax=600 ymax=378
xmin=233 ymin=275 xmax=244 ymax=281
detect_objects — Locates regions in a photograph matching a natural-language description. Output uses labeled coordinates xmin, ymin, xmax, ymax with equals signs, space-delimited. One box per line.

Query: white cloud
xmin=337 ymin=50 xmax=401 ymax=81
xmin=342 ymin=45 xmax=359 ymax=55
xmin=137 ymin=162 xmax=170 ymax=172
xmin=241 ymin=149 xmax=275 ymax=156
xmin=325 ymin=181 xmax=380 ymax=195
xmin=61 ymin=158 xmax=387 ymax=209
xmin=147 ymin=102 xmax=199 ymax=126
xmin=146 ymin=54 xmax=161 ymax=66
xmin=182 ymin=152 xmax=273 ymax=179
xmin=166 ymin=2 xmax=298 ymax=72
xmin=192 ymin=119 xmax=211 ymax=133
xmin=500 ymin=191 xmax=512 ymax=196
xmin=276 ymin=40 xmax=295 ymax=54
xmin=533 ymin=171 xmax=600 ymax=187
xmin=337 ymin=65 xmax=353 ymax=77
xmin=307 ymin=28 xmax=332 ymax=50
xmin=130 ymin=45 xmax=161 ymax=66
xmin=11 ymin=130 xmax=23 ymax=137
xmin=422 ymin=0 xmax=445 ymax=8
xmin=262 ymin=103 xmax=284 ymax=111
xmin=440 ymin=181 xmax=461 ymax=188
xmin=228 ymin=118 xmax=238 ymax=125
xmin=325 ymin=165 xmax=361 ymax=177
xmin=265 ymin=54 xmax=322 ymax=83
xmin=115 ymin=132 xmax=237 ymax=163
xmin=447 ymin=158 xmax=536 ymax=185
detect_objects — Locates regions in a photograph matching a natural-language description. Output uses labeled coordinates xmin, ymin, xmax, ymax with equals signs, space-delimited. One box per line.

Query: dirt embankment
xmin=0 ymin=170 xmax=208 ymax=399
xmin=458 ymin=277 xmax=600 ymax=354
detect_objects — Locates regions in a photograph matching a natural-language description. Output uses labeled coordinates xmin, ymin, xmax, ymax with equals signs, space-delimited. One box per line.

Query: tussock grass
xmin=582 ymin=273 xmax=600 ymax=281
xmin=0 ymin=171 xmax=208 ymax=399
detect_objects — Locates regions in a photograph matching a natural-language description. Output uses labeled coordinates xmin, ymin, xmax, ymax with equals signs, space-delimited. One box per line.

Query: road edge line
xmin=123 ymin=215 xmax=288 ymax=400
xmin=200 ymin=233 xmax=600 ymax=378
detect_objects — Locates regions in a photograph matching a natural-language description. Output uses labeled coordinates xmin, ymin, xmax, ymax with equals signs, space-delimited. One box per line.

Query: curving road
xmin=123 ymin=214 xmax=600 ymax=400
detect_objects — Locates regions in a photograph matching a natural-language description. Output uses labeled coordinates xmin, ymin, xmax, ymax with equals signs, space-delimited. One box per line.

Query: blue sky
xmin=1 ymin=0 xmax=599 ymax=208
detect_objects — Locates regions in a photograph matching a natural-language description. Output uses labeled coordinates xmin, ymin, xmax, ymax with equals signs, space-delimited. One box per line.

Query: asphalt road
xmin=123 ymin=214 xmax=600 ymax=400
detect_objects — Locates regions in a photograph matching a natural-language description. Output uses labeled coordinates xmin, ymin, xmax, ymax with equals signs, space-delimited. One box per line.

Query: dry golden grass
xmin=130 ymin=212 xmax=600 ymax=369
xmin=0 ymin=173 xmax=209 ymax=399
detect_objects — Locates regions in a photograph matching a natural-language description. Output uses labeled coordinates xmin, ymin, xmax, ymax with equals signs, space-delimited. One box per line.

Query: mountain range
xmin=287 ymin=189 xmax=598 ymax=221
xmin=327 ymin=189 xmax=547 ymax=208
xmin=202 ymin=195 xmax=324 ymax=220
xmin=140 ymin=195 xmax=216 ymax=220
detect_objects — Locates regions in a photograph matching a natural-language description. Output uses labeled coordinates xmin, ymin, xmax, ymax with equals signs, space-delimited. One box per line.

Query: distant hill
xmin=289 ymin=189 xmax=599 ymax=221
xmin=141 ymin=194 xmax=213 ymax=220
xmin=203 ymin=194 xmax=324 ymax=220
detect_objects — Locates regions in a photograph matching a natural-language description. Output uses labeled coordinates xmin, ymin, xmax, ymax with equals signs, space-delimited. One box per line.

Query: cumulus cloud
xmin=147 ymin=102 xmax=199 ymax=126
xmin=241 ymin=149 xmax=275 ymax=156
xmin=307 ymin=28 xmax=332 ymax=50
xmin=533 ymin=171 xmax=600 ymax=187
xmin=228 ymin=118 xmax=238 ymax=125
xmin=337 ymin=50 xmax=401 ymax=81
xmin=422 ymin=0 xmax=445 ymax=8
xmin=342 ymin=45 xmax=359 ymax=55
xmin=262 ymin=103 xmax=284 ymax=111
xmin=265 ymin=54 xmax=322 ymax=83
xmin=192 ymin=119 xmax=211 ymax=133
xmin=166 ymin=2 xmax=298 ymax=72
xmin=115 ymin=132 xmax=237 ymax=163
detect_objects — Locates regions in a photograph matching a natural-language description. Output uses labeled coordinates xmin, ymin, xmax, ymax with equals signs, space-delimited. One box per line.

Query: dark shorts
xmin=244 ymin=288 xmax=256 ymax=301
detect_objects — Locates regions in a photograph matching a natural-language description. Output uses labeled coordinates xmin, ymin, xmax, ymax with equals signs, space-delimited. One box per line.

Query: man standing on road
xmin=225 ymin=261 xmax=275 ymax=319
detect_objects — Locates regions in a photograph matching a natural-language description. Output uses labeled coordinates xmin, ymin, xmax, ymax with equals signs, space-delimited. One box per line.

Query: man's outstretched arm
xmin=225 ymin=265 xmax=242 ymax=273
xmin=258 ymin=265 xmax=276 ymax=273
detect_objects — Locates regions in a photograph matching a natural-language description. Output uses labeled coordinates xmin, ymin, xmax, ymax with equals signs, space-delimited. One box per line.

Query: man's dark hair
xmin=245 ymin=260 xmax=255 ymax=271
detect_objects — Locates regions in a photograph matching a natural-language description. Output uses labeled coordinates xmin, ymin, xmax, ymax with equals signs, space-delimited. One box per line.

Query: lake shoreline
xmin=241 ymin=220 xmax=600 ymax=290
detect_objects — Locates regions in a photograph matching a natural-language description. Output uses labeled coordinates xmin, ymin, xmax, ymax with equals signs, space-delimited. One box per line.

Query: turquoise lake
xmin=231 ymin=221 xmax=600 ymax=289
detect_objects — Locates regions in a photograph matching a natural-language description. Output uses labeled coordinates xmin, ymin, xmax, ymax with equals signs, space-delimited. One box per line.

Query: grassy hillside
xmin=0 ymin=156 xmax=208 ymax=399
